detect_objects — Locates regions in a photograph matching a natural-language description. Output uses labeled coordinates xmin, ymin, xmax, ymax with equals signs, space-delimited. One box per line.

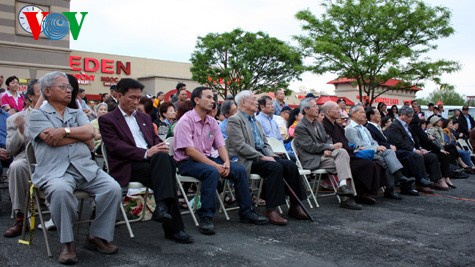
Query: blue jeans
xmin=178 ymin=157 xmax=253 ymax=219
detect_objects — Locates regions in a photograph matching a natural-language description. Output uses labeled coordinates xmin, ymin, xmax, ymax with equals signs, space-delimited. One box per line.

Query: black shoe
xmin=400 ymin=188 xmax=420 ymax=196
xmin=384 ymin=191 xmax=402 ymax=200
xmin=240 ymin=211 xmax=268 ymax=225
xmin=398 ymin=176 xmax=415 ymax=185
xmin=354 ymin=195 xmax=376 ymax=205
xmin=199 ymin=217 xmax=215 ymax=235
xmin=337 ymin=185 xmax=354 ymax=197
xmin=165 ymin=230 xmax=193 ymax=243
xmin=418 ymin=178 xmax=433 ymax=187
xmin=339 ymin=197 xmax=362 ymax=210
xmin=152 ymin=204 xmax=172 ymax=223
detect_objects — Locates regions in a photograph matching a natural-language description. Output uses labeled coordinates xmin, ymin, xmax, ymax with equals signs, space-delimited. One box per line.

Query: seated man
xmin=320 ymin=101 xmax=387 ymax=205
xmin=99 ymin=78 xmax=192 ymax=243
xmin=365 ymin=107 xmax=419 ymax=196
xmin=293 ymin=98 xmax=360 ymax=210
xmin=218 ymin=100 xmax=237 ymax=139
xmin=226 ymin=90 xmax=309 ymax=225
xmin=345 ymin=105 xmax=414 ymax=200
xmin=28 ymin=72 xmax=122 ymax=264
xmin=4 ymin=79 xmax=43 ymax=237
xmin=174 ymin=87 xmax=267 ymax=235
xmin=385 ymin=106 xmax=439 ymax=194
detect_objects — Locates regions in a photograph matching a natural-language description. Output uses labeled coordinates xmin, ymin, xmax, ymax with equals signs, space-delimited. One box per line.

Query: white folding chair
xmin=458 ymin=139 xmax=475 ymax=158
xmin=290 ymin=140 xmax=341 ymax=207
xmin=165 ymin=137 xmax=229 ymax=226
xmin=101 ymin=142 xmax=147 ymax=238
xmin=19 ymin=142 xmax=93 ymax=257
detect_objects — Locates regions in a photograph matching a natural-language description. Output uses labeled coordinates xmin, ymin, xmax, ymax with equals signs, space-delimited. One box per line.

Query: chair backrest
xmin=290 ymin=139 xmax=306 ymax=170
xmin=458 ymin=138 xmax=475 ymax=155
xmin=165 ymin=137 xmax=174 ymax=157
xmin=25 ymin=142 xmax=36 ymax=176
xmin=101 ymin=142 xmax=110 ymax=173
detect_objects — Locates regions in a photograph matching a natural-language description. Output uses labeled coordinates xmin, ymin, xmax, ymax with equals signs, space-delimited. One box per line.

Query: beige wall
xmin=333 ymin=83 xmax=417 ymax=106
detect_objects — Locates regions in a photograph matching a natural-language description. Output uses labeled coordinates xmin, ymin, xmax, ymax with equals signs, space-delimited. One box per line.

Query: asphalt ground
xmin=0 ymin=175 xmax=474 ymax=267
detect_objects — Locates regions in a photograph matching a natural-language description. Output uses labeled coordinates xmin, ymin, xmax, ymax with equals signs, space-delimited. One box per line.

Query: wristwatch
xmin=64 ymin=127 xmax=71 ymax=138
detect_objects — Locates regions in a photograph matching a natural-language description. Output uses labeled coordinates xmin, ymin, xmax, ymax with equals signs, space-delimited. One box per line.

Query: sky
xmin=70 ymin=0 xmax=475 ymax=98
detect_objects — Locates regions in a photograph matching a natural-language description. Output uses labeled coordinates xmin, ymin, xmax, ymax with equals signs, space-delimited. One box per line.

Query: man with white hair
xmin=28 ymin=71 xmax=122 ymax=264
xmin=226 ymin=90 xmax=308 ymax=225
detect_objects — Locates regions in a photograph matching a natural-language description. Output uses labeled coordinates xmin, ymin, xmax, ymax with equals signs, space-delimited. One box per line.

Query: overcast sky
xmin=70 ymin=0 xmax=475 ymax=98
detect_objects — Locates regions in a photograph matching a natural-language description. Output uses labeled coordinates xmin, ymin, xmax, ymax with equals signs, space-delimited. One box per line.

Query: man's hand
xmin=421 ymin=148 xmax=430 ymax=154
xmin=323 ymin=150 xmax=332 ymax=157
xmin=14 ymin=114 xmax=26 ymax=135
xmin=332 ymin=142 xmax=343 ymax=150
xmin=0 ymin=148 xmax=9 ymax=160
xmin=390 ymin=145 xmax=397 ymax=151
xmin=415 ymin=149 xmax=423 ymax=155
xmin=215 ymin=161 xmax=231 ymax=177
xmin=260 ymin=156 xmax=276 ymax=162
xmin=440 ymin=149 xmax=450 ymax=155
xmin=42 ymin=128 xmax=66 ymax=146
xmin=146 ymin=142 xmax=169 ymax=158
xmin=377 ymin=146 xmax=387 ymax=152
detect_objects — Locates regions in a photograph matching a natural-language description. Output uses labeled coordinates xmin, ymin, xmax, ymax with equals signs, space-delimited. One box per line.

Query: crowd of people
xmin=1 ymin=72 xmax=474 ymax=264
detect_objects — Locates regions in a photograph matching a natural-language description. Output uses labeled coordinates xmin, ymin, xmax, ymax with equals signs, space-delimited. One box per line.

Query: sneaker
xmin=198 ymin=217 xmax=215 ymax=235
xmin=37 ymin=218 xmax=56 ymax=231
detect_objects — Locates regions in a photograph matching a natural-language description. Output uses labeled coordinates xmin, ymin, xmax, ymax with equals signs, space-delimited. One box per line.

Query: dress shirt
xmin=273 ymin=100 xmax=287 ymax=116
xmin=242 ymin=111 xmax=264 ymax=150
xmin=256 ymin=112 xmax=283 ymax=142
xmin=118 ymin=106 xmax=148 ymax=150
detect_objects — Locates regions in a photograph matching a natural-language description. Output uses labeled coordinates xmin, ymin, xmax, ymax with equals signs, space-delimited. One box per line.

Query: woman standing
xmin=1 ymin=76 xmax=24 ymax=111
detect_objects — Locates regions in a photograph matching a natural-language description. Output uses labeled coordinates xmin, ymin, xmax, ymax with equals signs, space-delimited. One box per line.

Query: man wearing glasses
xmin=28 ymin=71 xmax=122 ymax=264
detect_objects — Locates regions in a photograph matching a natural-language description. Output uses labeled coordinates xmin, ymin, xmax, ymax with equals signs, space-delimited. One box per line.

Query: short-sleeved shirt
xmin=28 ymin=103 xmax=99 ymax=187
xmin=173 ymin=109 xmax=225 ymax=162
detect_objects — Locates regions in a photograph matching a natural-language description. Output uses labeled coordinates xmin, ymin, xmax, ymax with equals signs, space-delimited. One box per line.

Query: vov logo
xmin=22 ymin=11 xmax=88 ymax=40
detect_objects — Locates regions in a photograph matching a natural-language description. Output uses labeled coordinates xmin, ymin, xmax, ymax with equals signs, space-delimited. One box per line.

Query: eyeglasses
xmin=54 ymin=84 xmax=73 ymax=90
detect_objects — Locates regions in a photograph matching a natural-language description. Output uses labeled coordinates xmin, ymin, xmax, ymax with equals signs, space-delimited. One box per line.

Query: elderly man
xmin=226 ymin=90 xmax=308 ymax=225
xmin=173 ymin=83 xmax=188 ymax=109
xmin=28 ymin=71 xmax=122 ymax=264
xmin=293 ymin=98 xmax=360 ymax=210
xmin=218 ymin=100 xmax=237 ymax=139
xmin=365 ymin=107 xmax=419 ymax=196
xmin=273 ymin=88 xmax=288 ymax=115
xmin=4 ymin=79 xmax=40 ymax=237
xmin=320 ymin=101 xmax=387 ymax=205
xmin=174 ymin=87 xmax=267 ymax=235
xmin=99 ymin=78 xmax=192 ymax=244
xmin=385 ymin=106 xmax=439 ymax=194
xmin=345 ymin=105 xmax=415 ymax=200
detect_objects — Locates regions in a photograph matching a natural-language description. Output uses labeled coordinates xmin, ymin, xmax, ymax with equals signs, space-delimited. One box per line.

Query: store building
xmin=0 ymin=0 xmax=199 ymax=99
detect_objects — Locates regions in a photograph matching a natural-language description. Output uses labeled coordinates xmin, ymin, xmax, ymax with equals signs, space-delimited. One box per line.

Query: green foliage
xmin=190 ymin=28 xmax=304 ymax=98
xmin=420 ymin=87 xmax=466 ymax=106
xmin=294 ymin=0 xmax=461 ymax=104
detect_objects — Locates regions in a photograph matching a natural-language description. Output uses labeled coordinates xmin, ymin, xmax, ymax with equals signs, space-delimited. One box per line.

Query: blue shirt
xmin=256 ymin=112 xmax=283 ymax=142
xmin=219 ymin=118 xmax=229 ymax=139
xmin=273 ymin=100 xmax=288 ymax=116
xmin=0 ymin=109 xmax=10 ymax=147
xmin=241 ymin=111 xmax=264 ymax=150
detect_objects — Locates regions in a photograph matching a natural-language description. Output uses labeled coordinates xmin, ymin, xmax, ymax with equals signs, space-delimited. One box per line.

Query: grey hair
xmin=95 ymin=102 xmax=108 ymax=113
xmin=220 ymin=100 xmax=235 ymax=117
xmin=348 ymin=104 xmax=363 ymax=118
xmin=398 ymin=105 xmax=414 ymax=117
xmin=234 ymin=90 xmax=253 ymax=108
xmin=320 ymin=101 xmax=338 ymax=115
xmin=39 ymin=71 xmax=67 ymax=97
xmin=299 ymin=97 xmax=313 ymax=115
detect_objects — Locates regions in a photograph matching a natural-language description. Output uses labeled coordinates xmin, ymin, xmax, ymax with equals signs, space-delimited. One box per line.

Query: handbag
xmin=354 ymin=149 xmax=375 ymax=160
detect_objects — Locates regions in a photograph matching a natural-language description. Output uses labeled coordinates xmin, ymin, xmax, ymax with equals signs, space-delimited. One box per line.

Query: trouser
xmin=131 ymin=152 xmax=184 ymax=234
xmin=7 ymin=157 xmax=29 ymax=211
xmin=178 ymin=157 xmax=253 ymax=219
xmin=319 ymin=148 xmax=356 ymax=195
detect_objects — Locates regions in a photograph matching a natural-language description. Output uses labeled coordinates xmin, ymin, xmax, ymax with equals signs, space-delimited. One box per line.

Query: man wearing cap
xmin=337 ymin=98 xmax=349 ymax=127
xmin=105 ymin=85 xmax=119 ymax=112
xmin=427 ymin=106 xmax=441 ymax=122
xmin=272 ymin=88 xmax=288 ymax=115
xmin=274 ymin=106 xmax=291 ymax=141
xmin=458 ymin=106 xmax=475 ymax=138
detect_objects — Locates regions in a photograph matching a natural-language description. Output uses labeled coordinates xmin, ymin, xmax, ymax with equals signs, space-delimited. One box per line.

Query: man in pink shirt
xmin=174 ymin=87 xmax=268 ymax=235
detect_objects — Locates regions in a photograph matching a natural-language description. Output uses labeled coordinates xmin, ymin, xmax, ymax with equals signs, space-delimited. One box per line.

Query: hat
xmin=280 ymin=106 xmax=292 ymax=113
xmin=433 ymin=106 xmax=439 ymax=111
xmin=430 ymin=116 xmax=442 ymax=126
xmin=336 ymin=98 xmax=346 ymax=104
xmin=462 ymin=105 xmax=469 ymax=110
xmin=428 ymin=103 xmax=434 ymax=107
xmin=110 ymin=85 xmax=117 ymax=91
xmin=305 ymin=93 xmax=318 ymax=98
xmin=157 ymin=91 xmax=164 ymax=96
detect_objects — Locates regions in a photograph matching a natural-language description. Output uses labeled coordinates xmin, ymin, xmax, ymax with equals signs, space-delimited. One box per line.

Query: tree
xmin=418 ymin=86 xmax=466 ymax=106
xmin=190 ymin=28 xmax=304 ymax=98
xmin=294 ymin=0 xmax=461 ymax=105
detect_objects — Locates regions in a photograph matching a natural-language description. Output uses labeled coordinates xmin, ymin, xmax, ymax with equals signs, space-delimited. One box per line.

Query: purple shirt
xmin=173 ymin=109 xmax=225 ymax=162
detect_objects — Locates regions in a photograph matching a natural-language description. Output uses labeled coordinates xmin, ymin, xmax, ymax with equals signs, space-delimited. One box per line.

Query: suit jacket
xmin=344 ymin=122 xmax=379 ymax=151
xmin=366 ymin=123 xmax=391 ymax=149
xmin=6 ymin=108 xmax=33 ymax=159
xmin=293 ymin=117 xmax=333 ymax=170
xmin=226 ymin=111 xmax=275 ymax=177
xmin=99 ymin=108 xmax=161 ymax=186
xmin=458 ymin=114 xmax=475 ymax=136
xmin=385 ymin=119 xmax=420 ymax=151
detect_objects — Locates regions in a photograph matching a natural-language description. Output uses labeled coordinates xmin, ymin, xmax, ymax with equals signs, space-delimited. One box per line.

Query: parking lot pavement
xmin=1 ymin=175 xmax=474 ymax=266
